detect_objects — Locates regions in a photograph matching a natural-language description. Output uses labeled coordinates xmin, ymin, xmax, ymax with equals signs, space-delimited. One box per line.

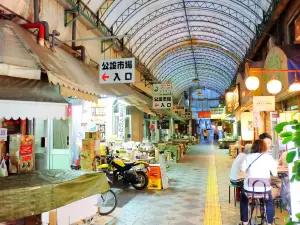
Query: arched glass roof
xmin=83 ymin=0 xmax=273 ymax=98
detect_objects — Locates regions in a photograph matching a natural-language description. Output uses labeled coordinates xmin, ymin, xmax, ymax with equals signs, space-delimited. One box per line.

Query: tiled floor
xmin=90 ymin=143 xmax=288 ymax=225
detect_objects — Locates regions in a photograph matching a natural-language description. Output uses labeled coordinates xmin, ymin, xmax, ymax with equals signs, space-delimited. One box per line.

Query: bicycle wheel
xmin=97 ymin=190 xmax=117 ymax=216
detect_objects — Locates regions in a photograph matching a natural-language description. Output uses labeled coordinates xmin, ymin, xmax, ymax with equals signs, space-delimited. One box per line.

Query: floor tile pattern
xmin=89 ymin=143 xmax=288 ymax=225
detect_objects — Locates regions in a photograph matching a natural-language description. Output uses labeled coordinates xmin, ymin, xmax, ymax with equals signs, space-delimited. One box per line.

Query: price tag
xmin=0 ymin=128 xmax=7 ymax=141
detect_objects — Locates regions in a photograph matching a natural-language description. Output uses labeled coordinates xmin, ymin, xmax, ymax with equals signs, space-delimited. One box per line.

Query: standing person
xmin=239 ymin=140 xmax=277 ymax=225
xmin=203 ymin=129 xmax=208 ymax=140
xmin=259 ymin=132 xmax=272 ymax=155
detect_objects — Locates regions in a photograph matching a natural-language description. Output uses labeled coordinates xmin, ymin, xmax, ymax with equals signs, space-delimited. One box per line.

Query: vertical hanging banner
xmin=100 ymin=58 xmax=135 ymax=84
xmin=118 ymin=104 xmax=126 ymax=140
xmin=253 ymin=111 xmax=260 ymax=128
xmin=241 ymin=112 xmax=254 ymax=141
xmin=153 ymin=95 xmax=173 ymax=109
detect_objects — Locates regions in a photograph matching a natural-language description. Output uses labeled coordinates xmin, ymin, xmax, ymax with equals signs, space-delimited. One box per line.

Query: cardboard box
xmin=80 ymin=151 xmax=95 ymax=171
xmin=85 ymin=132 xmax=100 ymax=140
xmin=82 ymin=139 xmax=95 ymax=151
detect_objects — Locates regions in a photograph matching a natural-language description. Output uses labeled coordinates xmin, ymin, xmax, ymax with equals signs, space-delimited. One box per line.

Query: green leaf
xmin=286 ymin=221 xmax=296 ymax=225
xmin=287 ymin=151 xmax=297 ymax=163
xmin=296 ymin=174 xmax=300 ymax=182
xmin=293 ymin=133 xmax=300 ymax=147
xmin=275 ymin=122 xmax=289 ymax=133
xmin=291 ymin=175 xmax=296 ymax=183
xmin=296 ymin=213 xmax=300 ymax=221
xmin=283 ymin=136 xmax=293 ymax=144
xmin=290 ymin=119 xmax=299 ymax=125
xmin=293 ymin=124 xmax=300 ymax=130
xmin=280 ymin=131 xmax=294 ymax=137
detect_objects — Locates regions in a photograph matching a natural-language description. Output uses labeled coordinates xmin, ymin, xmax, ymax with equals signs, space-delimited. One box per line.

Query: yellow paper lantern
xmin=245 ymin=76 xmax=259 ymax=91
xmin=267 ymin=78 xmax=282 ymax=94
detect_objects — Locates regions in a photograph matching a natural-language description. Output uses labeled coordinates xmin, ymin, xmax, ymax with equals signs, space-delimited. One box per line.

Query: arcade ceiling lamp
xmin=192 ymin=78 xmax=200 ymax=83
xmin=267 ymin=76 xmax=282 ymax=94
xmin=289 ymin=72 xmax=300 ymax=92
xmin=245 ymin=76 xmax=259 ymax=91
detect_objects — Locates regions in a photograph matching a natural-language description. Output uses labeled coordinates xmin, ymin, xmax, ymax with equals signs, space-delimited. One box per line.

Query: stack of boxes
xmin=147 ymin=164 xmax=162 ymax=190
xmin=80 ymin=132 xmax=106 ymax=171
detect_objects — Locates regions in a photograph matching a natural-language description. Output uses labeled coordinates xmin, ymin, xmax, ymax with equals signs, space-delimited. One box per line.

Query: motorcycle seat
xmin=124 ymin=162 xmax=135 ymax=167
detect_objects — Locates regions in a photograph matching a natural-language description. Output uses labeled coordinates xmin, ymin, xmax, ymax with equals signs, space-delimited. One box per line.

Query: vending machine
xmin=9 ymin=134 xmax=34 ymax=173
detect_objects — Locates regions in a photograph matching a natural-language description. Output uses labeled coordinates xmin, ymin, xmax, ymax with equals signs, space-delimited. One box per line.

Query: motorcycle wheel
xmin=131 ymin=170 xmax=149 ymax=190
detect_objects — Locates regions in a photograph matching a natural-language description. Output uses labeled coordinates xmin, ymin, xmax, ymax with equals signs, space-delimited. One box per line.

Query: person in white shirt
xmin=230 ymin=144 xmax=252 ymax=186
xmin=239 ymin=140 xmax=277 ymax=225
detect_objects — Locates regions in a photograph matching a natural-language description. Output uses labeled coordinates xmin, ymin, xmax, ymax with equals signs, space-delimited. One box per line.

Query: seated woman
xmin=230 ymin=144 xmax=252 ymax=186
xmin=239 ymin=140 xmax=278 ymax=225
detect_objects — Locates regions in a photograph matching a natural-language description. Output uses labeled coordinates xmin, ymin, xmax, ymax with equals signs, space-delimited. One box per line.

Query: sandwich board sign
xmin=100 ymin=58 xmax=135 ymax=84
xmin=153 ymin=95 xmax=173 ymax=109
xmin=153 ymin=84 xmax=172 ymax=94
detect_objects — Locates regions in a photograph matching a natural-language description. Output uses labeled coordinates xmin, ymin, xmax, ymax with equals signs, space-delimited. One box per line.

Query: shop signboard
xmin=0 ymin=128 xmax=7 ymax=141
xmin=153 ymin=95 xmax=173 ymax=109
xmin=153 ymin=83 xmax=172 ymax=94
xmin=241 ymin=112 xmax=254 ymax=141
xmin=118 ymin=104 xmax=126 ymax=140
xmin=225 ymin=85 xmax=240 ymax=114
xmin=253 ymin=96 xmax=275 ymax=112
xmin=100 ymin=58 xmax=135 ymax=84
xmin=210 ymin=107 xmax=225 ymax=120
xmin=172 ymin=106 xmax=185 ymax=115
xmin=181 ymin=112 xmax=191 ymax=120
xmin=198 ymin=111 xmax=211 ymax=118
xmin=91 ymin=107 xmax=106 ymax=117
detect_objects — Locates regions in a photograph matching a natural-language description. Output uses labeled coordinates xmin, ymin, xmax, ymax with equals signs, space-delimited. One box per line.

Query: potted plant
xmin=274 ymin=119 xmax=300 ymax=224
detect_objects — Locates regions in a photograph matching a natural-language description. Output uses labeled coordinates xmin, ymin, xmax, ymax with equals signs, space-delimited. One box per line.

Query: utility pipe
xmin=72 ymin=13 xmax=86 ymax=62
xmin=33 ymin=0 xmax=49 ymax=41
xmin=51 ymin=30 xmax=60 ymax=48
xmin=22 ymin=23 xmax=45 ymax=46
xmin=251 ymin=70 xmax=300 ymax=73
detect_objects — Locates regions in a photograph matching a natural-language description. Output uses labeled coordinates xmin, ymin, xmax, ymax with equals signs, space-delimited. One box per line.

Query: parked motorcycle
xmin=94 ymin=151 xmax=149 ymax=190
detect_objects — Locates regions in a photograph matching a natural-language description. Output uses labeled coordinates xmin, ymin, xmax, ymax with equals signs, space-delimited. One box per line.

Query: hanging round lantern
xmin=245 ymin=76 xmax=259 ymax=91
xmin=267 ymin=78 xmax=282 ymax=94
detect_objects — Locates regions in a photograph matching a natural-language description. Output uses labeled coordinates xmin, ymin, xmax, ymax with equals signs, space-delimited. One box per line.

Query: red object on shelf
xmin=20 ymin=145 xmax=33 ymax=155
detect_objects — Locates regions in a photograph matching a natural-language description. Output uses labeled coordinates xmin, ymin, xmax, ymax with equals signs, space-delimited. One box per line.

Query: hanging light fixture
xmin=267 ymin=74 xmax=282 ymax=94
xmin=289 ymin=72 xmax=300 ymax=92
xmin=192 ymin=78 xmax=200 ymax=83
xmin=245 ymin=76 xmax=259 ymax=91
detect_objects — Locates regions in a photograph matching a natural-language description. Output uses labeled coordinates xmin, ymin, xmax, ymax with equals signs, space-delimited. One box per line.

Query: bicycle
xmin=70 ymin=164 xmax=117 ymax=216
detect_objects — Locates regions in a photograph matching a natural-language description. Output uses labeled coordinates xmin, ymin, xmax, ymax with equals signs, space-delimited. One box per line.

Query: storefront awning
xmin=0 ymin=20 xmax=41 ymax=80
xmin=0 ymin=76 xmax=68 ymax=120
xmin=0 ymin=20 xmax=102 ymax=98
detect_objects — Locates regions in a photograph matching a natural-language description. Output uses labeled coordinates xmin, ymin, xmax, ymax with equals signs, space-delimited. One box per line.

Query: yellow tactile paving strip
xmin=204 ymin=153 xmax=222 ymax=225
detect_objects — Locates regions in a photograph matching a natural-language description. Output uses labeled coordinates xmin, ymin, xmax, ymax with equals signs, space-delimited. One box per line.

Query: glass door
xmin=49 ymin=119 xmax=71 ymax=169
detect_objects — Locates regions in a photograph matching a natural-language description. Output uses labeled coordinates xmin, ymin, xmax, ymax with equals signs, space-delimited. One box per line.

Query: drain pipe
xmin=33 ymin=0 xmax=49 ymax=41
xmin=22 ymin=23 xmax=45 ymax=46
xmin=51 ymin=30 xmax=60 ymax=49
xmin=72 ymin=13 xmax=86 ymax=62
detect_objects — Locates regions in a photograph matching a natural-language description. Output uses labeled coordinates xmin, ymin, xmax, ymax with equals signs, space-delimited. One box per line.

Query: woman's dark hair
xmin=251 ymin=139 xmax=267 ymax=153
xmin=259 ymin=132 xmax=272 ymax=140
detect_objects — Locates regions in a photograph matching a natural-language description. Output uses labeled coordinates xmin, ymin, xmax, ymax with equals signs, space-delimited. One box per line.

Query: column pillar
xmin=189 ymin=87 xmax=193 ymax=135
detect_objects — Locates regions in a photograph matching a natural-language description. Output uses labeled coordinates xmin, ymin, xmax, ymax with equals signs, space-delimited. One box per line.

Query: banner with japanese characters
xmin=153 ymin=95 xmax=173 ymax=109
xmin=172 ymin=106 xmax=185 ymax=115
xmin=118 ymin=104 xmax=126 ymax=140
xmin=100 ymin=58 xmax=135 ymax=84
xmin=153 ymin=83 xmax=172 ymax=94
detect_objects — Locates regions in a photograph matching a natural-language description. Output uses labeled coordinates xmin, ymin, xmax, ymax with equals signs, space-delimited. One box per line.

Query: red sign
xmin=67 ymin=105 xmax=72 ymax=117
xmin=21 ymin=155 xmax=32 ymax=162
xmin=198 ymin=111 xmax=211 ymax=118
xmin=20 ymin=145 xmax=33 ymax=155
